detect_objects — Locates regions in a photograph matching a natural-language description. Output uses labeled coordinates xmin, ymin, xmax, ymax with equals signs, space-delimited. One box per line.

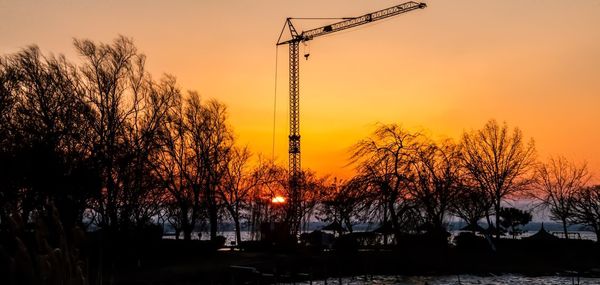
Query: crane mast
xmin=276 ymin=1 xmax=427 ymax=234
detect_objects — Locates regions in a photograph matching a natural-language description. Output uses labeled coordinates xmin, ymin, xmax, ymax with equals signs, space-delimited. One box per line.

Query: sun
xmin=271 ymin=196 xmax=286 ymax=204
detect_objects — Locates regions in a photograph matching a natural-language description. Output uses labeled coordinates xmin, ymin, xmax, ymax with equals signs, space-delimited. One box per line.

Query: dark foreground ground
xmin=108 ymin=238 xmax=600 ymax=285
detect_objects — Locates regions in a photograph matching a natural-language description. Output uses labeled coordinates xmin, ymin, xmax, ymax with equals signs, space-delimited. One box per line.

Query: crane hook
xmin=303 ymin=41 xmax=310 ymax=60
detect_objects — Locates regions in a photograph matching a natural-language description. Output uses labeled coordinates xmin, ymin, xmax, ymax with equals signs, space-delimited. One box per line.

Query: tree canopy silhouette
xmin=460 ymin=120 xmax=536 ymax=239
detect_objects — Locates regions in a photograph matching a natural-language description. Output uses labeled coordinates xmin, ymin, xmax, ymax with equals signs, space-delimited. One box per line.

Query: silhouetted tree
xmin=75 ymin=36 xmax=178 ymax=232
xmin=406 ymin=139 xmax=462 ymax=233
xmin=498 ymin=207 xmax=532 ymax=238
xmin=153 ymin=91 xmax=235 ymax=241
xmin=247 ymin=160 xmax=283 ymax=239
xmin=351 ymin=124 xmax=421 ymax=241
xmin=451 ymin=182 xmax=491 ymax=232
xmin=75 ymin=36 xmax=142 ymax=231
xmin=461 ymin=120 xmax=536 ymax=239
xmin=119 ymin=75 xmax=179 ymax=227
xmin=317 ymin=178 xmax=370 ymax=234
xmin=533 ymin=156 xmax=590 ymax=239
xmin=0 ymin=54 xmax=19 ymax=223
xmin=154 ymin=90 xmax=197 ymax=240
xmin=185 ymin=94 xmax=234 ymax=241
xmin=0 ymin=55 xmax=18 ymax=148
xmin=0 ymin=46 xmax=96 ymax=228
xmin=219 ymin=148 xmax=271 ymax=244
xmin=296 ymin=171 xmax=329 ymax=233
xmin=572 ymin=185 xmax=600 ymax=241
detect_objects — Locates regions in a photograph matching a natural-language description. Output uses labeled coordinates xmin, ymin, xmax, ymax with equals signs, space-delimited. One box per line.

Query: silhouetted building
xmin=524 ymin=223 xmax=559 ymax=241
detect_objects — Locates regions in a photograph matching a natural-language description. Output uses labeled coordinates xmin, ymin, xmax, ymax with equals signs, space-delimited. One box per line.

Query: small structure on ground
xmin=524 ymin=223 xmax=559 ymax=241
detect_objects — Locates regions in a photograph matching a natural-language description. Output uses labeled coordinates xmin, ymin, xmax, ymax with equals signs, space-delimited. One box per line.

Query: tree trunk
xmin=209 ymin=204 xmax=218 ymax=240
xmin=562 ymin=218 xmax=569 ymax=240
xmin=388 ymin=200 xmax=400 ymax=245
xmin=344 ymin=216 xmax=353 ymax=233
xmin=494 ymin=202 xmax=501 ymax=240
xmin=181 ymin=207 xmax=192 ymax=241
xmin=183 ymin=224 xmax=192 ymax=241
xmin=382 ymin=202 xmax=388 ymax=246
xmin=469 ymin=218 xmax=478 ymax=234
xmin=485 ymin=212 xmax=492 ymax=232
xmin=233 ymin=215 xmax=242 ymax=245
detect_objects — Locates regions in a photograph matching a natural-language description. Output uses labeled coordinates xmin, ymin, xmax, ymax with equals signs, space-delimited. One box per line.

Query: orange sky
xmin=2 ymin=0 xmax=600 ymax=181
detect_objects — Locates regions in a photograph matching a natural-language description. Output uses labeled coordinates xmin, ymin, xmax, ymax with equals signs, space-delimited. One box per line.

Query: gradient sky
xmin=2 ymin=0 xmax=600 ymax=180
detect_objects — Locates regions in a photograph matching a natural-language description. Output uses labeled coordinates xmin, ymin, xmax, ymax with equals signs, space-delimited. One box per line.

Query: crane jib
xmin=300 ymin=2 xmax=426 ymax=41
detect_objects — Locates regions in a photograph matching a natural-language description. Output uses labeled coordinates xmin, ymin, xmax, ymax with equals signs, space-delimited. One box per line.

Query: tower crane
xmin=276 ymin=1 xmax=427 ymax=232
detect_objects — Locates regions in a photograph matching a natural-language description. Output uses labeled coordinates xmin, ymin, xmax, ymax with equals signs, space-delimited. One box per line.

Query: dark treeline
xmin=0 ymin=36 xmax=300 ymax=284
xmin=0 ymin=36 xmax=280 ymax=244
xmin=327 ymin=122 xmax=600 ymax=242
xmin=0 ymin=36 xmax=338 ymax=252
xmin=3 ymin=36 xmax=600 ymax=284
xmin=2 ymin=36 xmax=600 ymax=250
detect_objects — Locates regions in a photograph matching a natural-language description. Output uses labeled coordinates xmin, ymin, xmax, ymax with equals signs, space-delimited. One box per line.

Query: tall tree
xmin=572 ymin=185 xmax=600 ymax=241
xmin=451 ymin=182 xmax=491 ymax=232
xmin=0 ymin=56 xmax=17 ymax=223
xmin=247 ymin=160 xmax=284 ymax=239
xmin=219 ymin=148 xmax=270 ymax=244
xmin=118 ymin=74 xmax=178 ymax=227
xmin=317 ymin=178 xmax=371 ymax=234
xmin=154 ymin=91 xmax=234 ymax=241
xmin=76 ymin=36 xmax=176 ymax=231
xmin=154 ymin=90 xmax=197 ymax=240
xmin=460 ymin=120 xmax=536 ymax=239
xmin=350 ymin=124 xmax=421 ymax=240
xmin=534 ymin=156 xmax=590 ymax=239
xmin=186 ymin=95 xmax=234 ymax=241
xmin=75 ymin=36 xmax=141 ymax=231
xmin=406 ymin=139 xmax=462 ymax=233
xmin=0 ymin=46 xmax=95 ymax=228
xmin=296 ymin=171 xmax=328 ymax=234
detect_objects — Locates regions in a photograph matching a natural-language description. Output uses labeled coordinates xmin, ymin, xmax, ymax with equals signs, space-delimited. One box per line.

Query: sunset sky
xmin=2 ymin=0 xmax=599 ymax=180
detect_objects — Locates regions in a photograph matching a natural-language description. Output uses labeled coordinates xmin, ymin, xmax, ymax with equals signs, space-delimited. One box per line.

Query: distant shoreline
xmin=160 ymin=228 xmax=599 ymax=244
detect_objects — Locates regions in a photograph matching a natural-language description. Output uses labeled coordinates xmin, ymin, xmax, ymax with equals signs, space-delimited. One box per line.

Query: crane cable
xmin=272 ymin=45 xmax=279 ymax=161
xmin=274 ymin=18 xmax=340 ymax=161
xmin=272 ymin=21 xmax=290 ymax=162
